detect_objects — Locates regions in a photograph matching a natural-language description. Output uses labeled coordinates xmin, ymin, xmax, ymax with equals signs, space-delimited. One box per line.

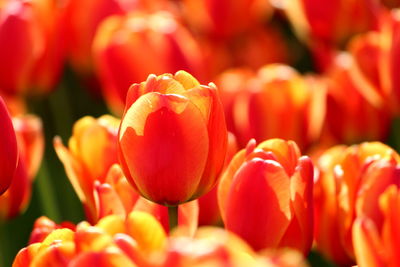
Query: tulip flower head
xmin=314 ymin=142 xmax=400 ymax=265
xmin=118 ymin=71 xmax=228 ymax=206
xmin=218 ymin=138 xmax=313 ymax=253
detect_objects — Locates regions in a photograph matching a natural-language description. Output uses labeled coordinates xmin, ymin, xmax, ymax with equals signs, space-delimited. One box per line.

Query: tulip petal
xmin=125 ymin=211 xmax=167 ymax=253
xmin=186 ymin=85 xmax=228 ymax=196
xmin=119 ymin=92 xmax=209 ymax=204
xmin=225 ymin=159 xmax=291 ymax=250
xmin=352 ymin=217 xmax=386 ymax=267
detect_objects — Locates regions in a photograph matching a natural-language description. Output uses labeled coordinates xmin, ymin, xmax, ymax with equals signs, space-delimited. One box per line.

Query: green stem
xmin=168 ymin=206 xmax=179 ymax=231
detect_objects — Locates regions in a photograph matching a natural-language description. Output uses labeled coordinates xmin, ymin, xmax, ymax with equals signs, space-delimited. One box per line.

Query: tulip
xmin=93 ymin=11 xmax=205 ymax=114
xmin=216 ymin=64 xmax=325 ymax=149
xmin=0 ymin=0 xmax=65 ymax=95
xmin=118 ymin=71 xmax=227 ymax=206
xmin=314 ymin=142 xmax=400 ymax=265
xmin=54 ymin=115 xmax=120 ymax=222
xmin=321 ymin=53 xmax=391 ymax=144
xmin=64 ymin=0 xmax=172 ymax=77
xmin=218 ymin=139 xmax=313 ymax=253
xmin=0 ymin=97 xmax=18 ymax=194
xmin=353 ymin=185 xmax=400 ymax=267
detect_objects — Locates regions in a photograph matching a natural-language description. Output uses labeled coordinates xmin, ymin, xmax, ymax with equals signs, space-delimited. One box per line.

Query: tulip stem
xmin=168 ymin=205 xmax=178 ymax=231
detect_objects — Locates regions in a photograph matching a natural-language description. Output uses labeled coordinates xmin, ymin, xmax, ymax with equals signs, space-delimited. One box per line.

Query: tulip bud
xmin=216 ymin=64 xmax=325 ymax=150
xmin=218 ymin=139 xmax=313 ymax=253
xmin=93 ymin=11 xmax=205 ymax=114
xmin=118 ymin=71 xmax=227 ymax=206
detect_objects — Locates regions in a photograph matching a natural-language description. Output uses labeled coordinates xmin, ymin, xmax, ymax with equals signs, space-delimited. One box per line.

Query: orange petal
xmin=119 ymin=92 xmax=209 ymax=204
xmin=125 ymin=211 xmax=167 ymax=253
xmin=352 ymin=217 xmax=386 ymax=267
xmin=224 ymin=159 xmax=291 ymax=250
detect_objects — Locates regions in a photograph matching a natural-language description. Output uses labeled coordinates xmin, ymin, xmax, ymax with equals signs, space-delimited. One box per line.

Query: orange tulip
xmin=353 ymin=185 xmax=400 ymax=267
xmin=118 ymin=71 xmax=227 ymax=206
xmin=321 ymin=53 xmax=390 ymax=144
xmin=54 ymin=115 xmax=120 ymax=222
xmin=314 ymin=142 xmax=400 ymax=265
xmin=0 ymin=0 xmax=65 ymax=95
xmin=218 ymin=139 xmax=313 ymax=253
xmin=0 ymin=96 xmax=18 ymax=194
xmin=63 ymin=0 xmax=172 ymax=77
xmin=93 ymin=11 xmax=205 ymax=114
xmin=216 ymin=65 xmax=325 ymax=150
xmin=0 ymin=114 xmax=44 ymax=219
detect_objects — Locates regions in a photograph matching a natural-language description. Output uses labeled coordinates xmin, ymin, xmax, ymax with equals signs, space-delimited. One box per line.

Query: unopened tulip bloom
xmin=93 ymin=11 xmax=205 ymax=114
xmin=0 ymin=97 xmax=18 ymax=194
xmin=0 ymin=115 xmax=44 ymax=219
xmin=0 ymin=0 xmax=65 ymax=95
xmin=216 ymin=64 xmax=325 ymax=149
xmin=218 ymin=139 xmax=313 ymax=253
xmin=119 ymin=71 xmax=227 ymax=206
xmin=314 ymin=142 xmax=400 ymax=265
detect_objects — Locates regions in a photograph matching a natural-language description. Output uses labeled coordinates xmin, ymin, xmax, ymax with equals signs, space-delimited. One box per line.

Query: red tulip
xmin=0 ymin=96 xmax=18 ymax=194
xmin=118 ymin=71 xmax=227 ymax=206
xmin=0 ymin=0 xmax=65 ymax=95
xmin=218 ymin=139 xmax=313 ymax=253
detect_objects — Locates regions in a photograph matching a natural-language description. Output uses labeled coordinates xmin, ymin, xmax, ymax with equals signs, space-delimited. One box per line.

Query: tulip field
xmin=1 ymin=0 xmax=400 ymax=266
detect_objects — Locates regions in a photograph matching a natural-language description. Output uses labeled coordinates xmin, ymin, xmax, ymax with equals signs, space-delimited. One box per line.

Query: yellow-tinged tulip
xmin=314 ymin=142 xmax=400 ymax=265
xmin=218 ymin=139 xmax=313 ymax=253
xmin=118 ymin=71 xmax=227 ymax=206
